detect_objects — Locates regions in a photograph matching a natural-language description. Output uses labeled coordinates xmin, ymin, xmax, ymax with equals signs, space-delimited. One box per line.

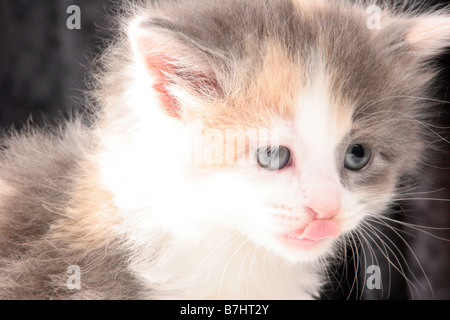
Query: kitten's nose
xmin=303 ymin=175 xmax=341 ymax=220
xmin=304 ymin=204 xmax=339 ymax=220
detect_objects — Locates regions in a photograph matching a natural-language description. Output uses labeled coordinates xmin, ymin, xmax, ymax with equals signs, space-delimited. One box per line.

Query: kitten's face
xmin=168 ymin=62 xmax=399 ymax=262
xmin=117 ymin=52 xmax=406 ymax=263
xmin=101 ymin=0 xmax=450 ymax=263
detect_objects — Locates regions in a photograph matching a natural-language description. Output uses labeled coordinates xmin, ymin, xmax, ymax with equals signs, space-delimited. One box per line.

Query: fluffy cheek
xmin=242 ymin=216 xmax=339 ymax=262
xmin=339 ymin=186 xmax=397 ymax=234
xmin=214 ymin=179 xmax=332 ymax=262
xmin=158 ymin=173 xmax=297 ymax=247
xmin=151 ymin=173 xmax=265 ymax=240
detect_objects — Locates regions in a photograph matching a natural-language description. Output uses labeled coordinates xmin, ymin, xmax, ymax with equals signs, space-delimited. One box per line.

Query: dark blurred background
xmin=0 ymin=0 xmax=448 ymax=299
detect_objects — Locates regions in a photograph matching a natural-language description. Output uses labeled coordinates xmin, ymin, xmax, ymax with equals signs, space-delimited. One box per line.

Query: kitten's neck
xmin=125 ymin=226 xmax=323 ymax=299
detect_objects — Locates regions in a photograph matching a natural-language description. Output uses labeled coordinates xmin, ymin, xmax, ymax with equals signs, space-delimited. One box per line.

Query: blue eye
xmin=344 ymin=144 xmax=371 ymax=170
xmin=256 ymin=146 xmax=291 ymax=171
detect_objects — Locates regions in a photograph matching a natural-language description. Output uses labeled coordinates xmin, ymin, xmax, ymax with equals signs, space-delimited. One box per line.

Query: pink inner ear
xmin=137 ymin=38 xmax=222 ymax=118
xmin=138 ymin=39 xmax=181 ymax=118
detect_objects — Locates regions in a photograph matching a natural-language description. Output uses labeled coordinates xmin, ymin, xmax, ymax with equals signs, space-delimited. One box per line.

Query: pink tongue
xmin=300 ymin=220 xmax=341 ymax=241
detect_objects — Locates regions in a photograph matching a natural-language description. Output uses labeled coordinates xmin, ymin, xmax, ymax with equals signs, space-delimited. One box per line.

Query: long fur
xmin=1 ymin=0 xmax=449 ymax=299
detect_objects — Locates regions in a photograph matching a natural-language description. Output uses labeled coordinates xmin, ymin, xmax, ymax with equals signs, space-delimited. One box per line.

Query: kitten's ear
xmin=405 ymin=14 xmax=450 ymax=59
xmin=128 ymin=17 xmax=222 ymax=118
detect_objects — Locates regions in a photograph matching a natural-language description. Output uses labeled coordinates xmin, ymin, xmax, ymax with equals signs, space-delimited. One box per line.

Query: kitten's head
xmin=99 ymin=0 xmax=450 ymax=262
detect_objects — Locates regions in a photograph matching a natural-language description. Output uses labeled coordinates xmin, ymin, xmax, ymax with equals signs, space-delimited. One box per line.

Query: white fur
xmin=93 ymin=46 xmax=380 ymax=299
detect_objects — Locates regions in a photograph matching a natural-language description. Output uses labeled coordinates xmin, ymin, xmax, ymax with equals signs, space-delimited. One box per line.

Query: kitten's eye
xmin=256 ymin=146 xmax=291 ymax=171
xmin=344 ymin=144 xmax=371 ymax=170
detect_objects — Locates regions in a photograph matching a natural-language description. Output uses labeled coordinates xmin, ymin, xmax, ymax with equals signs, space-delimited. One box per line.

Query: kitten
xmin=0 ymin=0 xmax=449 ymax=299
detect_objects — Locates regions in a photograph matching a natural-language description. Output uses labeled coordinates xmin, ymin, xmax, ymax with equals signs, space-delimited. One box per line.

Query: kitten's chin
xmin=250 ymin=233 xmax=338 ymax=263
xmin=275 ymin=236 xmax=337 ymax=262
xmin=269 ymin=220 xmax=341 ymax=262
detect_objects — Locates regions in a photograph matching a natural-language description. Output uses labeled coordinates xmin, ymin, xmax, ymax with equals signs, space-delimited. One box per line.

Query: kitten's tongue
xmin=299 ymin=220 xmax=341 ymax=241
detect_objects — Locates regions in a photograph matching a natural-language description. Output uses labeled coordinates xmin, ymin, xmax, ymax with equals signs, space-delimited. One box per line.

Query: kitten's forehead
xmin=147 ymin=0 xmax=433 ymax=154
xmin=198 ymin=0 xmax=382 ymax=130
xmin=221 ymin=41 xmax=302 ymax=127
xmin=295 ymin=57 xmax=353 ymax=156
xmin=210 ymin=41 xmax=354 ymax=145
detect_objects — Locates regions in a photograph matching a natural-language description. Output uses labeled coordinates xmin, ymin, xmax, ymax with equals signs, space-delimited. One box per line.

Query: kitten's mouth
xmin=281 ymin=220 xmax=341 ymax=249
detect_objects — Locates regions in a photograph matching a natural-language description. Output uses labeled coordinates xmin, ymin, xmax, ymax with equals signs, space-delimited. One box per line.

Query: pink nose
xmin=305 ymin=204 xmax=339 ymax=220
xmin=303 ymin=176 xmax=341 ymax=220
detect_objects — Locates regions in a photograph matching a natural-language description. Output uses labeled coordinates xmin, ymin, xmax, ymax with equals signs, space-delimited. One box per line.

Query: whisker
xmin=357 ymin=221 xmax=419 ymax=297
xmin=338 ymin=235 xmax=351 ymax=298
xmin=345 ymin=232 xmax=361 ymax=300
xmin=217 ymin=234 xmax=253 ymax=297
xmin=349 ymin=231 xmax=365 ymax=300
xmin=392 ymin=197 xmax=450 ymax=202
xmin=197 ymin=226 xmax=247 ymax=296
xmin=365 ymin=216 xmax=435 ymax=298
xmin=355 ymin=95 xmax=450 ymax=119
xmin=400 ymin=188 xmax=447 ymax=196
xmin=246 ymin=242 xmax=263 ymax=297
xmin=376 ymin=215 xmax=450 ymax=241
xmin=355 ymin=223 xmax=389 ymax=298
xmin=364 ymin=221 xmax=416 ymax=282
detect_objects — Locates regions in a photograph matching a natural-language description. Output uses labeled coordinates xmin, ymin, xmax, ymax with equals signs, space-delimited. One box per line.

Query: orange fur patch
xmin=0 ymin=179 xmax=15 ymax=198
xmin=293 ymin=0 xmax=327 ymax=14
xmin=331 ymin=98 xmax=355 ymax=142
xmin=0 ymin=180 xmax=15 ymax=229
xmin=52 ymin=160 xmax=122 ymax=251
xmin=201 ymin=40 xmax=303 ymax=130
xmin=184 ymin=40 xmax=304 ymax=168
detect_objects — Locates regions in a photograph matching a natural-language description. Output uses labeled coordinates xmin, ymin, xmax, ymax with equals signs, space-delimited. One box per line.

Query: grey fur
xmin=0 ymin=122 xmax=144 ymax=299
